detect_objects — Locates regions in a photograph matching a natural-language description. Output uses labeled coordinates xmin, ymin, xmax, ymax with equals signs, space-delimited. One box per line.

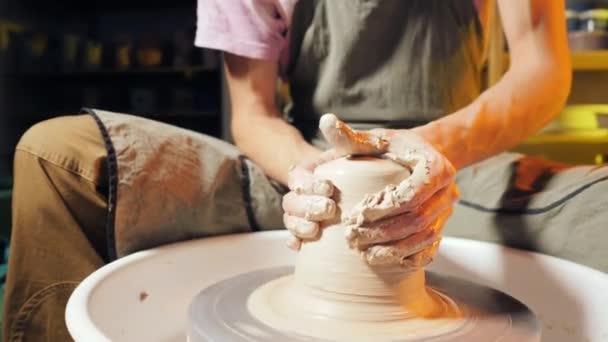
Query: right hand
xmin=282 ymin=114 xmax=389 ymax=250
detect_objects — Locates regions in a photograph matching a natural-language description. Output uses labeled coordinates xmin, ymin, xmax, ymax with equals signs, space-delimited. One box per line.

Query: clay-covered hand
xmin=281 ymin=115 xmax=390 ymax=250
xmin=324 ymin=116 xmax=460 ymax=268
xmin=310 ymin=113 xmax=458 ymax=267
xmin=281 ymin=151 xmax=337 ymax=250
xmin=283 ymin=113 xmax=459 ymax=268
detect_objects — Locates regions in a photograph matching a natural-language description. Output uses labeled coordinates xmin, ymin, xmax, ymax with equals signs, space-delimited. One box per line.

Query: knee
xmin=14 ymin=115 xmax=107 ymax=180
xmin=17 ymin=115 xmax=84 ymax=153
xmin=16 ymin=114 xmax=104 ymax=159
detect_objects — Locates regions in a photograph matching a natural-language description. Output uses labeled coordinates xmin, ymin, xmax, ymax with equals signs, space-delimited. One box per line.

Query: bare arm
xmin=413 ymin=0 xmax=572 ymax=170
xmin=224 ymin=53 xmax=321 ymax=185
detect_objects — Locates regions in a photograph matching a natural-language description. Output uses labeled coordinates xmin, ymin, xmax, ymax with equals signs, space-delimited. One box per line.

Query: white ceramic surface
xmin=66 ymin=231 xmax=608 ymax=342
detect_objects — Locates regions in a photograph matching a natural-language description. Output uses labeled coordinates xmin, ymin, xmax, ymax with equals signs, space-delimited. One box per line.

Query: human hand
xmin=332 ymin=117 xmax=459 ymax=268
xmin=283 ymin=114 xmax=459 ymax=269
xmin=281 ymin=114 xmax=390 ymax=250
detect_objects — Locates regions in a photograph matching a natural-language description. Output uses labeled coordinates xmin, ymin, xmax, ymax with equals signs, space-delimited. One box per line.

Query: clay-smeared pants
xmin=3 ymin=114 xmax=284 ymax=341
xmin=4 ymin=114 xmax=608 ymax=341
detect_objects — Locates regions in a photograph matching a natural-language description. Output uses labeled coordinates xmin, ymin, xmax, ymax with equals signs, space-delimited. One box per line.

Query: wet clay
xmin=248 ymin=157 xmax=467 ymax=340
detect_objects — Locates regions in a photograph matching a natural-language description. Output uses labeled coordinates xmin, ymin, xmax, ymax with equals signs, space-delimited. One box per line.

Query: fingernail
xmin=305 ymin=198 xmax=335 ymax=220
xmin=313 ymin=179 xmax=333 ymax=196
xmin=296 ymin=221 xmax=319 ymax=239
xmin=286 ymin=237 xmax=302 ymax=251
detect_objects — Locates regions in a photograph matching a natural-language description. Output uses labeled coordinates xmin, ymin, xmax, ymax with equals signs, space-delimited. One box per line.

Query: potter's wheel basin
xmin=65 ymin=231 xmax=608 ymax=342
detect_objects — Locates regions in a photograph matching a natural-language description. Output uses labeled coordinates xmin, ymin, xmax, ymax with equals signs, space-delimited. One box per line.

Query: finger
xmin=300 ymin=148 xmax=343 ymax=170
xmin=401 ymin=239 xmax=442 ymax=268
xmin=362 ymin=208 xmax=452 ymax=266
xmin=282 ymin=192 xmax=337 ymax=221
xmin=284 ymin=213 xmax=320 ymax=240
xmin=385 ymin=145 xmax=456 ymax=211
xmin=289 ymin=149 xmax=342 ymax=196
xmin=408 ymin=152 xmax=455 ymax=206
xmin=387 ymin=181 xmax=459 ymax=219
xmin=346 ymin=213 xmax=427 ymax=249
xmin=348 ymin=181 xmax=459 ymax=225
xmin=363 ymin=229 xmax=439 ymax=266
xmin=319 ymin=113 xmax=389 ymax=156
xmin=288 ymin=166 xmax=334 ymax=196
xmin=346 ymin=185 xmax=456 ymax=248
xmin=286 ymin=235 xmax=302 ymax=251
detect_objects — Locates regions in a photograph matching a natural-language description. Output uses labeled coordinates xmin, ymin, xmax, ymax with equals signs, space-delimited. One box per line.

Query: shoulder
xmin=195 ymin=0 xmax=298 ymax=60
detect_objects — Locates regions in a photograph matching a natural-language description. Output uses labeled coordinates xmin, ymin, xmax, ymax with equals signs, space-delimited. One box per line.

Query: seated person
xmin=4 ymin=1 xmax=607 ymax=341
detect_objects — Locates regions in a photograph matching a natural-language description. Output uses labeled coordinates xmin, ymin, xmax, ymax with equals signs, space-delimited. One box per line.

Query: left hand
xmin=321 ymin=114 xmax=460 ymax=268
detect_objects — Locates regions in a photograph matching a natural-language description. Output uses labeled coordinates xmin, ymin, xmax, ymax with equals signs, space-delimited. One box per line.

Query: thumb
xmin=319 ymin=113 xmax=389 ymax=156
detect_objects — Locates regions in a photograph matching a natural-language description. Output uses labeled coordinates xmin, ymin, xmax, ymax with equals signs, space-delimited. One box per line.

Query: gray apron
xmin=89 ymin=0 xmax=608 ymax=272
xmin=286 ymin=0 xmax=486 ymax=141
xmin=92 ymin=0 xmax=487 ymax=259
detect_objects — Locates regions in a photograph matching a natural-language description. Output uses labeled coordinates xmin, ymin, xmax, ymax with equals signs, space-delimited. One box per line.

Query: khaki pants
xmin=4 ymin=113 xmax=290 ymax=341
xmin=4 ymin=114 xmax=608 ymax=341
xmin=3 ymin=115 xmax=108 ymax=341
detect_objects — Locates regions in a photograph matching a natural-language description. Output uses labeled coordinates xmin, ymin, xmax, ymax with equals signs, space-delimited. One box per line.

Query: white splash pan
xmin=65 ymin=231 xmax=608 ymax=342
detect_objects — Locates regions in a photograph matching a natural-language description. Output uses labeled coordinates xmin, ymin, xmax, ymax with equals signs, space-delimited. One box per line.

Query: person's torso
xmin=285 ymin=0 xmax=488 ymax=138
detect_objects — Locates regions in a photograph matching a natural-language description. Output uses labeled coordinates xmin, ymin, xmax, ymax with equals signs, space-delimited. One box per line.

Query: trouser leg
xmin=445 ymin=152 xmax=608 ymax=272
xmin=3 ymin=111 xmax=288 ymax=341
xmin=3 ymin=115 xmax=108 ymax=342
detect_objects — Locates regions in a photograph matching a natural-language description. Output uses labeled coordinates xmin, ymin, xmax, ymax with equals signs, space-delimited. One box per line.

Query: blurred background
xmin=1 ymin=0 xmax=608 ymax=177
xmin=0 ymin=0 xmax=224 ymax=180
xmin=504 ymin=0 xmax=608 ymax=164
xmin=0 ymin=0 xmax=225 ymax=323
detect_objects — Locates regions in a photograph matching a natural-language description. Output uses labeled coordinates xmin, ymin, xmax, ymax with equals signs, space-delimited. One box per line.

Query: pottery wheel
xmin=189 ymin=157 xmax=540 ymax=341
xmin=187 ymin=266 xmax=540 ymax=341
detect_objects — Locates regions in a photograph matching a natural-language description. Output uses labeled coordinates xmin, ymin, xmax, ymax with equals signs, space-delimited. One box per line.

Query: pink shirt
xmin=195 ymin=0 xmax=487 ymax=71
xmin=195 ymin=0 xmax=297 ymax=70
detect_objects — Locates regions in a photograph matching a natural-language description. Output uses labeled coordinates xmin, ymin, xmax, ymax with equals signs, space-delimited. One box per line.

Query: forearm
xmin=414 ymin=63 xmax=570 ymax=170
xmin=233 ymin=112 xmax=321 ymax=185
xmin=413 ymin=0 xmax=571 ymax=170
xmin=224 ymin=53 xmax=322 ymax=185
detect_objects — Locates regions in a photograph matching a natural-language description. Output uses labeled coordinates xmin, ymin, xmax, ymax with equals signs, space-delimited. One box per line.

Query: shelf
xmin=502 ymin=50 xmax=608 ymax=71
xmin=514 ymin=129 xmax=608 ymax=164
xmin=2 ymin=66 xmax=218 ymax=78
xmin=571 ymin=50 xmax=608 ymax=70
